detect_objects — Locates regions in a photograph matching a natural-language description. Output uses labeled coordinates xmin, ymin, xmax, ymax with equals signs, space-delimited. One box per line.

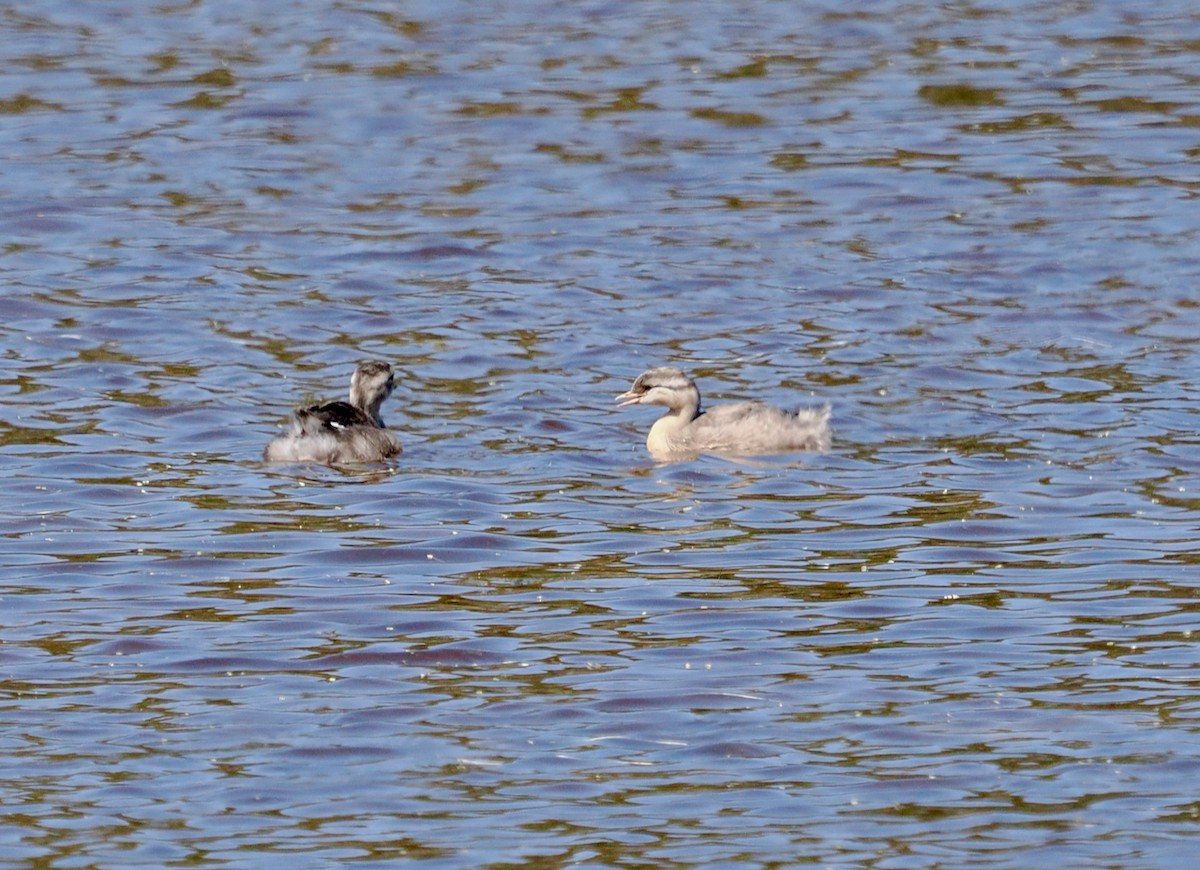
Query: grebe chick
xmin=617 ymin=365 xmax=830 ymax=459
xmin=263 ymin=360 xmax=402 ymax=464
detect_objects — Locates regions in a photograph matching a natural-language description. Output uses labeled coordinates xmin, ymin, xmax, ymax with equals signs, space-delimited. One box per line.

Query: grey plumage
xmin=264 ymin=360 xmax=402 ymax=464
xmin=617 ymin=365 xmax=830 ymax=459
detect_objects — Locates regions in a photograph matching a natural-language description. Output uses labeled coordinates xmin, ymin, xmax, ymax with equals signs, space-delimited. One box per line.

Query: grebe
xmin=617 ymin=366 xmax=830 ymax=459
xmin=263 ymin=360 xmax=402 ymax=464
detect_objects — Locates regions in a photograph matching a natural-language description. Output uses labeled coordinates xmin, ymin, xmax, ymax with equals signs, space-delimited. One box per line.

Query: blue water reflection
xmin=1 ymin=0 xmax=1199 ymax=866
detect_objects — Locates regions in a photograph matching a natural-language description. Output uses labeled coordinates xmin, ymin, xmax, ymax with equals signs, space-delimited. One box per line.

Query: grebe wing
xmin=299 ymin=400 xmax=374 ymax=431
xmin=689 ymin=401 xmax=829 ymax=454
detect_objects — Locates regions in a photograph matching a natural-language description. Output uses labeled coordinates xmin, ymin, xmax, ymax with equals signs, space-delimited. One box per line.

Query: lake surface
xmin=2 ymin=0 xmax=1200 ymax=866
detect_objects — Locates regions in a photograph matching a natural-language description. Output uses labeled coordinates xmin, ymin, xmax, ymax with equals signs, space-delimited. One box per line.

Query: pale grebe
xmin=263 ymin=360 xmax=402 ymax=464
xmin=617 ymin=366 xmax=830 ymax=459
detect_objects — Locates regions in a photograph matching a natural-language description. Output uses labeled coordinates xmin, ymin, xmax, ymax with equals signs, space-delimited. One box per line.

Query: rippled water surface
xmin=3 ymin=0 xmax=1200 ymax=866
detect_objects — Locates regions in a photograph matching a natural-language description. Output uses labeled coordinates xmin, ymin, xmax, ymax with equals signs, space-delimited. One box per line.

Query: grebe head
xmin=617 ymin=366 xmax=701 ymax=413
xmin=349 ymin=360 xmax=395 ymax=425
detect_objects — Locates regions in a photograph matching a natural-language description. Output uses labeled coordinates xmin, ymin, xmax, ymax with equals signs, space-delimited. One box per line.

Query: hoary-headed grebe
xmin=263 ymin=360 xmax=402 ymax=464
xmin=617 ymin=366 xmax=830 ymax=459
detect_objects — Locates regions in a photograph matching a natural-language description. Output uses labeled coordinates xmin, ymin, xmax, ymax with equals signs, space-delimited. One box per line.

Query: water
xmin=2 ymin=0 xmax=1200 ymax=866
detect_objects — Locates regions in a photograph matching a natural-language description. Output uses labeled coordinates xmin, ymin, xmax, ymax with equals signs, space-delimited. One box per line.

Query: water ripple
xmin=2 ymin=0 xmax=1200 ymax=866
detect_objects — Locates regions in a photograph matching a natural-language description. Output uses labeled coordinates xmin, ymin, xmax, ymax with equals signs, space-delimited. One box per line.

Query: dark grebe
xmin=264 ymin=360 xmax=402 ymax=464
xmin=617 ymin=366 xmax=830 ymax=459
